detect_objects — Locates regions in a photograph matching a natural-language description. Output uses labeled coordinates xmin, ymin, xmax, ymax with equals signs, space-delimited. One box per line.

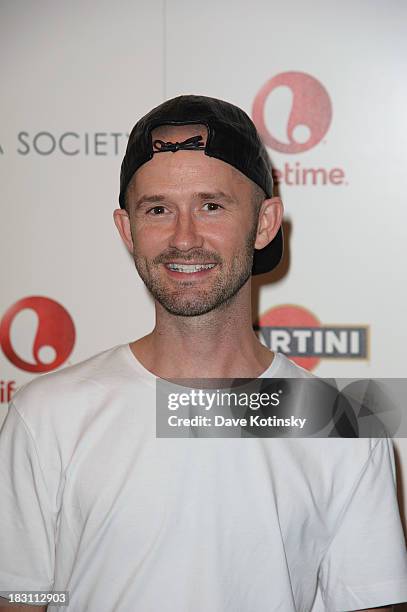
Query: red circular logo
xmin=0 ymin=296 xmax=75 ymax=373
xmin=252 ymin=71 xmax=332 ymax=154
xmin=257 ymin=304 xmax=321 ymax=371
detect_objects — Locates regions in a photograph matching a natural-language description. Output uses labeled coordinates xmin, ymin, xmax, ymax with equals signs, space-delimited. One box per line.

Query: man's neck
xmin=129 ymin=286 xmax=274 ymax=379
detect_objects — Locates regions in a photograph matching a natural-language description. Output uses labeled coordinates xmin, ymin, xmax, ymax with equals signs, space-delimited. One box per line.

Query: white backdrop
xmin=1 ymin=0 xmax=407 ymax=528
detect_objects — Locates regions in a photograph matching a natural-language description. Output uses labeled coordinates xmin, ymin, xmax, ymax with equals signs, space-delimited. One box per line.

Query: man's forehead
xmin=128 ymin=144 xmax=250 ymax=196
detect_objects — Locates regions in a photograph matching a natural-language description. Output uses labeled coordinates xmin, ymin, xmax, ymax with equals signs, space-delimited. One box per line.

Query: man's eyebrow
xmin=195 ymin=191 xmax=236 ymax=203
xmin=134 ymin=194 xmax=167 ymax=208
xmin=134 ymin=191 xmax=236 ymax=208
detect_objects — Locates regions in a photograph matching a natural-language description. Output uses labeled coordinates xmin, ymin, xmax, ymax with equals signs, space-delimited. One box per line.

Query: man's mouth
xmin=164 ymin=262 xmax=217 ymax=274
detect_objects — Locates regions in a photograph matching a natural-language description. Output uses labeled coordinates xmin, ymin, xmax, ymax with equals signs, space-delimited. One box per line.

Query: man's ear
xmin=113 ymin=208 xmax=134 ymax=253
xmin=255 ymin=197 xmax=284 ymax=250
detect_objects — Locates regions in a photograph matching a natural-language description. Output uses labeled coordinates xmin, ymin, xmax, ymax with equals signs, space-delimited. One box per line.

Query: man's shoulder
xmin=10 ymin=343 xmax=131 ymax=419
xmin=273 ymin=354 xmax=384 ymax=463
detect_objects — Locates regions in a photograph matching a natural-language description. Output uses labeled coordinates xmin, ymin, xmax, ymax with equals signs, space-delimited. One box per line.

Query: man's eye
xmin=147 ymin=205 xmax=167 ymax=215
xmin=203 ymin=202 xmax=222 ymax=211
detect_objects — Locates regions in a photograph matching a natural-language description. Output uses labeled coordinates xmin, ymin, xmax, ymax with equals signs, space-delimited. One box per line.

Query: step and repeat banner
xmin=2 ymin=0 xmax=407 ymax=506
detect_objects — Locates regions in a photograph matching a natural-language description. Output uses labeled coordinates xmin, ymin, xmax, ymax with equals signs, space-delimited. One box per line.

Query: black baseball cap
xmin=119 ymin=95 xmax=283 ymax=275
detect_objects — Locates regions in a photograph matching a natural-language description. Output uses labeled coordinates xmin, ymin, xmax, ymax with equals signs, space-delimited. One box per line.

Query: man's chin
xmin=157 ymin=296 xmax=219 ymax=317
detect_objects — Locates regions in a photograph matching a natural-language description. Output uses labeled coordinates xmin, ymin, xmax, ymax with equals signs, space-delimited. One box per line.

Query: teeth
xmin=167 ymin=263 xmax=216 ymax=273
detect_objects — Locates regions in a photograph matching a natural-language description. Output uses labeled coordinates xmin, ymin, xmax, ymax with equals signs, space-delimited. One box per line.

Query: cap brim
xmin=252 ymin=227 xmax=283 ymax=275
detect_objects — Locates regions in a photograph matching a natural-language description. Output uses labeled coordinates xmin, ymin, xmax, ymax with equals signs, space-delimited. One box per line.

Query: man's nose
xmin=169 ymin=212 xmax=204 ymax=251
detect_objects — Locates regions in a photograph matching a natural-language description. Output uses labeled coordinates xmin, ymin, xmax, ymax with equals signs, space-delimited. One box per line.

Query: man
xmin=0 ymin=95 xmax=406 ymax=611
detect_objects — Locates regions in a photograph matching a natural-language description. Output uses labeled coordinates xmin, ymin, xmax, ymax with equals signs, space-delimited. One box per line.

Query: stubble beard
xmin=133 ymin=220 xmax=259 ymax=317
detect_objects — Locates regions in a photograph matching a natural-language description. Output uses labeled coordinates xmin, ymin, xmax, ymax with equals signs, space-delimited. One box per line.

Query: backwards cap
xmin=119 ymin=94 xmax=283 ymax=275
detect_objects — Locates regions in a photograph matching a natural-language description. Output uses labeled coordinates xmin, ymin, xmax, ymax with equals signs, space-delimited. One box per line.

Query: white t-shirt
xmin=0 ymin=343 xmax=406 ymax=611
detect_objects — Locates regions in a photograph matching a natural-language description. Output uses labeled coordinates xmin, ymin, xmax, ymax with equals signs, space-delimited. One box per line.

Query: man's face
xmin=121 ymin=126 xmax=262 ymax=317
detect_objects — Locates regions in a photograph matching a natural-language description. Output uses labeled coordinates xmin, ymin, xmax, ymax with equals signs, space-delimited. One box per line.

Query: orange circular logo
xmin=0 ymin=296 xmax=75 ymax=373
xmin=252 ymin=71 xmax=332 ymax=154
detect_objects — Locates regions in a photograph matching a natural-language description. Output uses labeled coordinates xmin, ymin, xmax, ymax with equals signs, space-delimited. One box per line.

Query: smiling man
xmin=122 ymin=124 xmax=268 ymax=322
xmin=0 ymin=95 xmax=406 ymax=612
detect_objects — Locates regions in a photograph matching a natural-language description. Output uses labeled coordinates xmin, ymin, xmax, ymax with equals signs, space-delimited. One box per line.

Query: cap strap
xmin=152 ymin=134 xmax=205 ymax=153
